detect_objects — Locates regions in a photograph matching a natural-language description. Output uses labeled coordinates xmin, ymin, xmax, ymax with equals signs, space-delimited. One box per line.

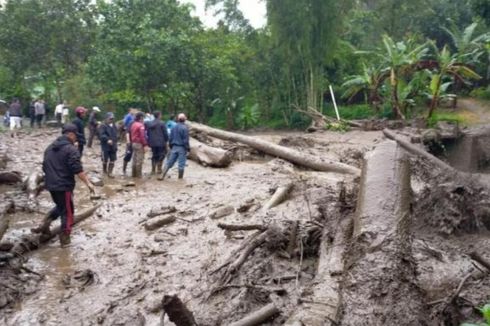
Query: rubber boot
xmin=178 ymin=169 xmax=184 ymax=179
xmin=108 ymin=162 xmax=115 ymax=178
xmin=151 ymin=161 xmax=156 ymax=175
xmin=123 ymin=161 xmax=128 ymax=175
xmin=59 ymin=233 xmax=71 ymax=247
xmin=103 ymin=161 xmax=108 ymax=175
xmin=31 ymin=215 xmax=53 ymax=235
xmin=158 ymin=166 xmax=170 ymax=181
xmin=157 ymin=160 xmax=163 ymax=174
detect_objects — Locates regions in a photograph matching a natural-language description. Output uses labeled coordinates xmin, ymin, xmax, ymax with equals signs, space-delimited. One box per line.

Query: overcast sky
xmin=180 ymin=0 xmax=267 ymax=28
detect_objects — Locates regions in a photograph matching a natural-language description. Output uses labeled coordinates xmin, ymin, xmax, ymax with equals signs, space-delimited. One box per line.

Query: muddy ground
xmin=0 ymin=117 xmax=489 ymax=325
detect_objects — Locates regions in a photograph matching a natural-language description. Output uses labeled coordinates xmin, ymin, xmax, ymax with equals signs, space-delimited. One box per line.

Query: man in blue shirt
xmin=158 ymin=113 xmax=190 ymax=180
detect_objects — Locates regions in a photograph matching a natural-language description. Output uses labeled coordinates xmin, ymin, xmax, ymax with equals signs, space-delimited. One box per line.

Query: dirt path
xmin=456 ymin=98 xmax=490 ymax=125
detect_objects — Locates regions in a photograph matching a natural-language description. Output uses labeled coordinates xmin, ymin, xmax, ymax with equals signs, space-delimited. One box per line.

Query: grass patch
xmin=324 ymin=104 xmax=375 ymax=120
xmin=427 ymin=111 xmax=469 ymax=128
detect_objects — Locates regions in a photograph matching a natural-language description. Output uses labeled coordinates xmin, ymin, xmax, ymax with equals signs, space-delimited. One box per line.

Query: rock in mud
xmin=209 ymin=205 xmax=234 ymax=220
xmin=89 ymin=175 xmax=104 ymax=187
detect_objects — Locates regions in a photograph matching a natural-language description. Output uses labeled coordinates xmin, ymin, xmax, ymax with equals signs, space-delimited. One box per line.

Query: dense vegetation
xmin=0 ymin=0 xmax=489 ymax=129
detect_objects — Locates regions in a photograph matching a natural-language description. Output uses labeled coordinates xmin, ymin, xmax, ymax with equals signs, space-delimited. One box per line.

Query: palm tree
xmin=427 ymin=44 xmax=481 ymax=118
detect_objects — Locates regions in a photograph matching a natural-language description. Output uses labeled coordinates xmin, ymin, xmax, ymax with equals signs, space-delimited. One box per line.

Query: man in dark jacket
xmin=147 ymin=111 xmax=169 ymax=175
xmin=73 ymin=106 xmax=87 ymax=156
xmin=87 ymin=106 xmax=101 ymax=148
xmin=31 ymin=123 xmax=95 ymax=246
xmin=158 ymin=113 xmax=190 ymax=180
xmin=98 ymin=112 xmax=118 ymax=178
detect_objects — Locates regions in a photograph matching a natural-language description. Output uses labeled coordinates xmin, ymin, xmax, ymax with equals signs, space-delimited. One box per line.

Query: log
xmin=10 ymin=204 xmax=101 ymax=256
xmin=383 ymin=128 xmax=455 ymax=172
xmin=146 ymin=206 xmax=177 ymax=218
xmin=285 ymin=217 xmax=350 ymax=325
xmin=161 ymin=294 xmax=197 ymax=326
xmin=339 ymin=140 xmax=428 ymax=325
xmin=188 ymin=137 xmax=232 ymax=167
xmin=144 ymin=215 xmax=177 ymax=231
xmin=229 ymin=302 xmax=280 ymax=326
xmin=217 ymin=223 xmax=267 ymax=232
xmin=263 ymin=183 xmax=293 ymax=211
xmin=0 ymin=171 xmax=22 ymax=184
xmin=0 ymin=200 xmax=14 ymax=242
xmin=188 ymin=122 xmax=360 ymax=175
xmin=469 ymin=251 xmax=490 ymax=271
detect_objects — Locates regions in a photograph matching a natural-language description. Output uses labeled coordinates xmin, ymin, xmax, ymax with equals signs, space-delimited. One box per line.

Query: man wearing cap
xmin=99 ymin=112 xmax=118 ymax=178
xmin=158 ymin=113 xmax=190 ymax=180
xmin=129 ymin=112 xmax=148 ymax=178
xmin=73 ymin=106 xmax=87 ymax=156
xmin=87 ymin=106 xmax=101 ymax=148
xmin=31 ymin=123 xmax=95 ymax=246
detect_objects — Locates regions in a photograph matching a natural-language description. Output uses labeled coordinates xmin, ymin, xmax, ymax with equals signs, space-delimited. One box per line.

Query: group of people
xmin=6 ymin=98 xmax=71 ymax=137
xmin=29 ymin=105 xmax=190 ymax=247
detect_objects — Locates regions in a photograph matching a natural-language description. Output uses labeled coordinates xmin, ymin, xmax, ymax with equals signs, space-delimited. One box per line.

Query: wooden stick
xmin=144 ymin=215 xmax=177 ymax=231
xmin=217 ymin=223 xmax=267 ymax=232
xmin=229 ymin=302 xmax=280 ymax=326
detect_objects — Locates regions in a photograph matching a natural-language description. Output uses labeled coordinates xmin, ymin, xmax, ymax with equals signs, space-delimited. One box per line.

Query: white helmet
xmin=92 ymin=106 xmax=101 ymax=112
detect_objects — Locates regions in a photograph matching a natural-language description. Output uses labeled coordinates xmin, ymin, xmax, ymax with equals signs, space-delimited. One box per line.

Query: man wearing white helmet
xmin=87 ymin=106 xmax=101 ymax=148
xmin=158 ymin=113 xmax=190 ymax=180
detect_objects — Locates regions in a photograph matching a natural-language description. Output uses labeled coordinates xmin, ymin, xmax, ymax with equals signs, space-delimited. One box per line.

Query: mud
xmin=0 ymin=125 xmax=489 ymax=326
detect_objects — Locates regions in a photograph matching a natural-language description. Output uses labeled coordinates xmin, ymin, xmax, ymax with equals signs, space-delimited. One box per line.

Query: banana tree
xmin=427 ymin=44 xmax=481 ymax=118
xmin=341 ymin=63 xmax=387 ymax=113
xmin=377 ymin=35 xmax=429 ymax=119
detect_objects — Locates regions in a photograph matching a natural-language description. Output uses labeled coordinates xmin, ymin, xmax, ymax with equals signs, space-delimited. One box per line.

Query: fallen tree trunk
xmin=188 ymin=122 xmax=360 ymax=175
xmin=188 ymin=137 xmax=232 ymax=168
xmin=339 ymin=140 xmax=428 ymax=325
xmin=383 ymin=128 xmax=455 ymax=172
xmin=229 ymin=302 xmax=280 ymax=326
xmin=0 ymin=200 xmax=14 ymax=242
xmin=263 ymin=183 xmax=293 ymax=211
xmin=10 ymin=204 xmax=101 ymax=256
xmin=285 ymin=216 xmax=351 ymax=325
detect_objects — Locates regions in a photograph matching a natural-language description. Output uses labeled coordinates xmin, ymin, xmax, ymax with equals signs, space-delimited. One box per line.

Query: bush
xmin=470 ymin=87 xmax=490 ymax=100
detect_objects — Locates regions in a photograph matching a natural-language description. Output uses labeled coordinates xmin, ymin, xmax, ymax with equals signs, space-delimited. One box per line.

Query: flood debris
xmin=189 ymin=122 xmax=361 ymax=175
xmin=263 ymin=182 xmax=293 ymax=211
xmin=229 ymin=302 xmax=281 ymax=326
xmin=0 ymin=171 xmax=22 ymax=185
xmin=209 ymin=205 xmax=234 ymax=220
xmin=144 ymin=215 xmax=177 ymax=231
xmin=162 ymin=294 xmax=198 ymax=326
xmin=188 ymin=137 xmax=232 ymax=168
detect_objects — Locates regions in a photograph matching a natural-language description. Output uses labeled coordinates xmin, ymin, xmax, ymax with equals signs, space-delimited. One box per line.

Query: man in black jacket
xmin=73 ymin=106 xmax=87 ymax=156
xmin=147 ymin=111 xmax=169 ymax=175
xmin=98 ymin=112 xmax=118 ymax=178
xmin=31 ymin=123 xmax=95 ymax=246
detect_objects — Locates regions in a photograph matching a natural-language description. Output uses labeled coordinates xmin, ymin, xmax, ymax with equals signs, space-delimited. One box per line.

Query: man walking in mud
xmin=99 ymin=112 xmax=118 ymax=178
xmin=158 ymin=113 xmax=190 ymax=180
xmin=130 ymin=112 xmax=148 ymax=178
xmin=87 ymin=106 xmax=101 ymax=148
xmin=31 ymin=123 xmax=95 ymax=246
xmin=73 ymin=106 xmax=87 ymax=156
xmin=8 ymin=98 xmax=22 ymax=137
xmin=147 ymin=111 xmax=168 ymax=175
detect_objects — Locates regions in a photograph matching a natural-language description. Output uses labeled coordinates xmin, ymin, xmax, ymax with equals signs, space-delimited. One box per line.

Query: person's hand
xmin=108 ymin=140 xmax=113 ymax=145
xmin=144 ymin=146 xmax=149 ymax=152
xmin=74 ymin=142 xmax=79 ymax=147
